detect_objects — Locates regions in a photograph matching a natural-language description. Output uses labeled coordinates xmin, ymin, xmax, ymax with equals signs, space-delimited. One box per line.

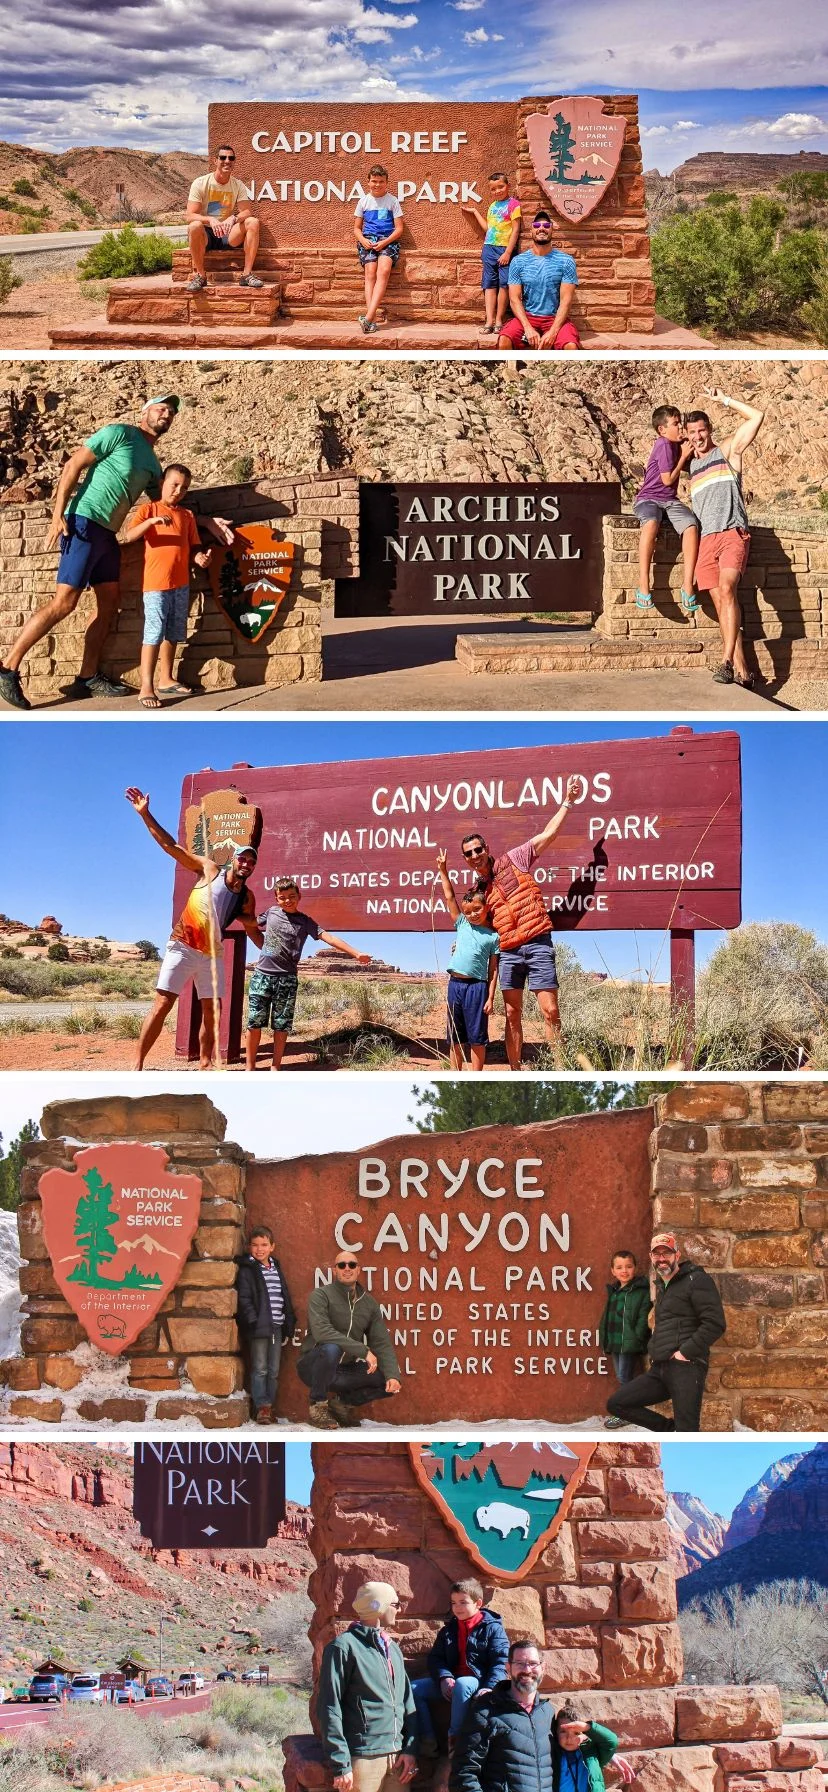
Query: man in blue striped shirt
xmin=236 ymin=1226 xmax=296 ymax=1423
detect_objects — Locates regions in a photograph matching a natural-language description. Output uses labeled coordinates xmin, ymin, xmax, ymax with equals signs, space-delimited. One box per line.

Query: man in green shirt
xmin=1 ymin=395 xmax=178 ymax=709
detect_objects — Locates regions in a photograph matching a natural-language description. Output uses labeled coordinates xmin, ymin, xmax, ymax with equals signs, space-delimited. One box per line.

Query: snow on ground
xmin=0 ymin=1210 xmax=23 ymax=1361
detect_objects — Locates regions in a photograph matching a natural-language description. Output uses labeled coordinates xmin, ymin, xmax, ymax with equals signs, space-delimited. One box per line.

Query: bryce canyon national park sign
xmin=245 ymin=1105 xmax=655 ymax=1424
xmin=39 ymin=1143 xmax=203 ymax=1355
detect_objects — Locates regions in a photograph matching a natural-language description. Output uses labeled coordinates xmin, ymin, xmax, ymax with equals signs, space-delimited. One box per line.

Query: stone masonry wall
xmin=0 ymin=473 xmax=359 ymax=700
xmin=597 ymin=513 xmax=828 ymax=677
xmin=0 ymin=1095 xmax=250 ymax=1429
xmin=650 ymin=1083 xmax=828 ymax=1432
xmin=282 ymin=1440 xmax=823 ymax=1792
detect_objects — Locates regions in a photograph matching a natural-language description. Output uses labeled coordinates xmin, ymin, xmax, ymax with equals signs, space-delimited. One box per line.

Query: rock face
xmin=723 ymin=1452 xmax=806 ymax=1551
xmin=666 ymin=1494 xmax=727 ymax=1576
xmin=0 ymin=139 xmax=204 ymax=233
xmin=676 ymin=1445 xmax=828 ymax=1605
xmin=667 ymin=151 xmax=828 ymax=197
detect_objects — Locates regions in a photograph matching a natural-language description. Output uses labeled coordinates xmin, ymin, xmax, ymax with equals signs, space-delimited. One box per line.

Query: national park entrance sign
xmin=172 ymin=728 xmax=742 ymax=1063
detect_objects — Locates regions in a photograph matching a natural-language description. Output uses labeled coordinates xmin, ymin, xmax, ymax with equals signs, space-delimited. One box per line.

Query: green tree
xmin=0 ymin=255 xmax=23 ymax=309
xmin=134 ymin=939 xmax=161 ymax=962
xmin=0 ymin=1120 xmax=40 ymax=1210
xmin=411 ymin=1081 xmax=675 ymax=1131
xmin=547 ymin=113 xmax=576 ymax=185
xmin=70 ymin=1166 xmax=119 ymax=1285
xmin=651 ymin=197 xmax=822 ymax=336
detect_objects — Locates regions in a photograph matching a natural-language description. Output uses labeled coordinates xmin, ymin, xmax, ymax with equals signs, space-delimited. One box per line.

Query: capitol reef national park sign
xmin=246 ymin=1105 xmax=655 ymax=1424
xmin=39 ymin=1144 xmax=202 ymax=1354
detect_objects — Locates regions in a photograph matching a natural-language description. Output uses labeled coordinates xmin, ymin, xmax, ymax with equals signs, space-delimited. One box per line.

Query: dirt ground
xmin=0 ymin=270 xmax=110 ymax=349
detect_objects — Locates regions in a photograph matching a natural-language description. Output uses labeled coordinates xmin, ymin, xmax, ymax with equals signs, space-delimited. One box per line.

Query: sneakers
xmin=186 ymin=273 xmax=207 ymax=291
xmin=239 ymin=273 xmax=265 ymax=288
xmin=308 ymin=1400 xmax=339 ymax=1430
xmin=68 ymin=673 xmax=130 ymax=699
xmin=326 ymin=1394 xmax=362 ymax=1428
xmin=603 ymin=1415 xmax=628 ymax=1429
xmin=0 ymin=666 xmax=31 ymax=710
xmin=254 ymin=1405 xmax=272 ymax=1425
xmin=358 ymin=315 xmax=378 ymax=335
xmin=712 ymin=659 xmax=735 ymax=685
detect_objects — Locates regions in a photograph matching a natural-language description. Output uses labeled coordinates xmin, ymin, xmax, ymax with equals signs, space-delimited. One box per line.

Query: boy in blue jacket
xmin=411 ymin=1579 xmax=509 ymax=1758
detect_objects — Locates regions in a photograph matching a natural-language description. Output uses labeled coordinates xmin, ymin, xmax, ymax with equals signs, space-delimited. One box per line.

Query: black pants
xmin=297 ymin=1343 xmax=392 ymax=1408
xmin=605 ymin=1357 xmax=708 ymax=1431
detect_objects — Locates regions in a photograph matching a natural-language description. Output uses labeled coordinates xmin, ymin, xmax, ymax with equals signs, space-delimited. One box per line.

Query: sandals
xmin=139 ymin=694 xmax=161 ymax=709
xmin=634 ymin=589 xmax=654 ymax=610
xmin=712 ymin=660 xmax=735 ymax=685
xmin=186 ymin=273 xmax=207 ymax=291
xmin=358 ymin=315 xmax=378 ymax=334
xmin=679 ymin=588 xmax=699 ymax=615
xmin=156 ymin=683 xmax=191 ymax=698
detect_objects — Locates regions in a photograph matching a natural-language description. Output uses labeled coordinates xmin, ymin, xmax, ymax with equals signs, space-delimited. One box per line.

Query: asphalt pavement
xmin=0 ymin=224 xmax=187 ymax=255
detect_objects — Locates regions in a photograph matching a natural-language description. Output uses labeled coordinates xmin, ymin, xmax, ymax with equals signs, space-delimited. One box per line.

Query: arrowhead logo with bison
xmin=409 ymin=1442 xmax=597 ymax=1579
xmin=39 ymin=1143 xmax=203 ymax=1355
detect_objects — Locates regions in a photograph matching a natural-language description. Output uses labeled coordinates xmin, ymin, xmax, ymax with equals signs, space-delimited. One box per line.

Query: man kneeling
xmin=297 ymin=1250 xmax=402 ymax=1429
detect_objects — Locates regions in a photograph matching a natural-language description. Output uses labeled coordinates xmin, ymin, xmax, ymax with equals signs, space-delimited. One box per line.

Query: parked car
xmin=175 ymin=1672 xmax=205 ymax=1693
xmin=241 ymin=1667 xmax=268 ymax=1684
xmin=11 ymin=1685 xmax=30 ymax=1702
xmin=145 ymin=1675 xmax=174 ymax=1699
xmin=216 ymin=1670 xmax=236 ymax=1682
xmin=116 ymin=1679 xmax=147 ymax=1704
xmin=68 ymin=1673 xmax=106 ymax=1704
xmin=28 ymin=1673 xmax=69 ymax=1703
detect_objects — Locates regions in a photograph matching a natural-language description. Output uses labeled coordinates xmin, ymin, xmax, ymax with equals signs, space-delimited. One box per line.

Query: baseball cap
xmin=233 ymin=844 xmax=258 ymax=862
xmin=141 ymin=394 xmax=180 ymax=414
xmin=651 ymin=1232 xmax=679 ymax=1252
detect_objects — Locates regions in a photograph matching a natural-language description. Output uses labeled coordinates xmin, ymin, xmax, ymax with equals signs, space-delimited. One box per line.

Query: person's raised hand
xmin=565 ymin=773 xmax=580 ymax=805
xmin=212 ymin=516 xmax=235 ymax=545
xmin=356 ymin=953 xmax=373 ymax=965
xmin=125 ymin=787 xmax=149 ymax=816
xmin=437 ymin=847 xmax=448 ymax=871
xmin=702 ymin=386 xmax=727 ymax=406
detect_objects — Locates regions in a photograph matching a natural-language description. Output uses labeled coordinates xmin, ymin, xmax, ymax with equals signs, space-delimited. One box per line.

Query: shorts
xmin=695 ymin=528 xmax=751 ymax=591
xmin=247 ymin=968 xmax=299 ymax=1033
xmin=143 ymin=584 xmax=190 ymax=646
xmin=499 ymin=313 xmax=581 ymax=350
xmin=57 ymin=513 xmax=121 ymax=591
xmin=357 ymin=241 xmax=401 ymax=266
xmin=157 ymin=940 xmax=225 ymax=1001
xmin=481 ymin=243 xmax=512 ymax=291
xmin=633 ymin=498 xmax=697 ymax=535
xmin=498 ymin=931 xmax=558 ymax=992
xmin=203 ymin=222 xmax=234 ymax=251
xmin=447 ymin=976 xmax=489 ymax=1048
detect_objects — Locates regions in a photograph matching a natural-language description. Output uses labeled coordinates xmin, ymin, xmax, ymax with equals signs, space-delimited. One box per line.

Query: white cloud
xmin=463 ymin=24 xmax=503 ymax=40
xmin=749 ymin=111 xmax=827 ymax=139
xmin=641 ymin=118 xmax=700 ymax=138
xmin=513 ymin=0 xmax=828 ymax=90
xmin=674 ymin=119 xmax=700 ymax=131
xmin=450 ymin=1 xmax=486 ymax=8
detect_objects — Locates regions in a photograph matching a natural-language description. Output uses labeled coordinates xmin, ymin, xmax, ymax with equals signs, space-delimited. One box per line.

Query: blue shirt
xmin=355 ymin=192 xmax=403 ymax=242
xmin=449 ymin=914 xmax=500 ymax=981
xmin=559 ymin=1756 xmax=590 ymax=1792
xmin=508 ymin=248 xmax=578 ymax=316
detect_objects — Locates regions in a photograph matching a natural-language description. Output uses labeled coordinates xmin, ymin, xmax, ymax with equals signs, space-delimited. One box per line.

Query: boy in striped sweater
xmin=235 ymin=1225 xmax=296 ymax=1423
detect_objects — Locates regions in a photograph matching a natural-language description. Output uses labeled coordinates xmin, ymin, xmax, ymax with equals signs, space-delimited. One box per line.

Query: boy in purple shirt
xmin=633 ymin=405 xmax=698 ymax=615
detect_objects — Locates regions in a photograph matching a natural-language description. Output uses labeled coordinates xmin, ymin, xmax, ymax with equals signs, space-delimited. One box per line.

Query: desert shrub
xmin=259 ymin=1587 xmax=314 ymax=1677
xmin=800 ymin=253 xmax=828 ymax=345
xmin=64 ymin=1007 xmax=108 ymax=1034
xmin=0 ymin=255 xmax=23 ymax=308
xmin=46 ymin=941 xmax=70 ymax=961
xmin=12 ymin=177 xmax=37 ymax=197
xmin=116 ymin=1012 xmax=143 ymax=1038
xmin=651 ymin=197 xmax=822 ymax=335
xmin=696 ymin=921 xmax=828 ymax=1067
xmin=78 ymin=223 xmax=173 ymax=280
xmin=0 ymin=960 xmax=151 ymax=998
xmin=230 ymin=453 xmax=255 ymax=482
xmin=134 ymin=938 xmax=160 ymax=961
xmin=681 ymin=1581 xmax=828 ymax=1701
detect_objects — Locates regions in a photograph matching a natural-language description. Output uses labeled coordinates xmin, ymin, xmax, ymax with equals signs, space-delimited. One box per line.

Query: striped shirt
xmin=260 ymin=1261 xmax=285 ymax=1329
xmin=689 ymin=444 xmax=749 ymax=535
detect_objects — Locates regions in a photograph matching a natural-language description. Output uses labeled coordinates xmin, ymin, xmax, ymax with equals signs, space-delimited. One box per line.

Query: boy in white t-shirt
xmin=186 ymin=145 xmax=263 ymax=290
xmin=353 ymin=164 xmax=404 ymax=334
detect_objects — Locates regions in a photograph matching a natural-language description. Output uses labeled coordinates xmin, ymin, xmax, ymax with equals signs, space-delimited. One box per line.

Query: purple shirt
xmin=636 ymin=436 xmax=680 ymax=506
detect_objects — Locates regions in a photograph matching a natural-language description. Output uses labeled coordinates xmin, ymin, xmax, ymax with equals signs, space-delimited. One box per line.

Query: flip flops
xmin=680 ymin=588 xmax=699 ymax=615
xmin=634 ymin=589 xmax=654 ymax=610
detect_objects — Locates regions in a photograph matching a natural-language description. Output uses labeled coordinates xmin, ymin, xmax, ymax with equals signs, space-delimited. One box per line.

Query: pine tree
xmin=410 ymin=1081 xmax=675 ymax=1132
xmin=0 ymin=1120 xmax=39 ymax=1210
xmin=548 ymin=113 xmax=577 ymax=185
xmin=71 ymin=1167 xmax=120 ymax=1285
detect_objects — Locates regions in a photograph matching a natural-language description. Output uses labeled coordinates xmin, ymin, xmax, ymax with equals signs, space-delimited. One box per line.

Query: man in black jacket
xmin=450 ymin=1640 xmax=554 ymax=1792
xmin=605 ymin=1231 xmax=726 ymax=1432
xmin=235 ymin=1225 xmax=296 ymax=1424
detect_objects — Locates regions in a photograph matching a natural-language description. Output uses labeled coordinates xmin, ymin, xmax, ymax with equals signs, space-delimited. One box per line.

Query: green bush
xmin=135 ymin=939 xmax=160 ymax=961
xmin=78 ymin=223 xmax=173 ymax=280
xmin=800 ymin=253 xmax=828 ymax=345
xmin=0 ymin=255 xmax=23 ymax=307
xmin=12 ymin=177 xmax=37 ymax=198
xmin=651 ymin=197 xmax=823 ymax=335
xmin=46 ymin=940 xmax=70 ymax=961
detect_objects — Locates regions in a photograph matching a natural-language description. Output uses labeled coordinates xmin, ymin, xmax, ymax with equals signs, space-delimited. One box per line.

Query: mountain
xmin=665 ymin=1492 xmax=727 ymax=1575
xmin=0 ymin=141 xmax=204 ymax=233
xmin=676 ymin=1445 xmax=828 ymax=1605
xmin=724 ymin=1452 xmax=806 ymax=1550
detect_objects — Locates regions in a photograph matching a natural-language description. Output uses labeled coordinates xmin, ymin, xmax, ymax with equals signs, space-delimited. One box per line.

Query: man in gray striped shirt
xmin=686 ymin=387 xmax=765 ymax=689
xmin=236 ymin=1226 xmax=296 ymax=1423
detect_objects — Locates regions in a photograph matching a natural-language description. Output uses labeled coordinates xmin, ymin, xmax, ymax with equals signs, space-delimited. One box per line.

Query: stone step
xmin=48 ymin=320 xmax=494 ymax=350
xmin=455 ymin=632 xmax=828 ymax=676
xmin=106 ymin=276 xmax=281 ymax=328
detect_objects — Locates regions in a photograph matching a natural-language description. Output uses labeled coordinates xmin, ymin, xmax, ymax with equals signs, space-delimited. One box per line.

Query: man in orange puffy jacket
xmin=458 ymin=774 xmax=579 ymax=1069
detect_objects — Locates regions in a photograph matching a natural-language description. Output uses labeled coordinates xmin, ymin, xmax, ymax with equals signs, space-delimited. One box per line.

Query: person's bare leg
xmin=502 ymin=989 xmax=525 ymax=1070
xmin=188 ymin=221 xmax=207 ymax=277
xmin=135 ymin=991 xmax=177 ymax=1070
xmin=78 ymin=579 xmax=121 ymax=679
xmin=470 ymin=1044 xmax=486 ymax=1072
xmin=495 ymin=284 xmax=510 ymax=327
xmin=449 ymin=1040 xmax=464 ymax=1070
xmin=484 ymin=286 xmax=496 ymax=329
xmin=681 ymin=525 xmax=699 ymax=593
xmin=242 ymin=217 xmax=260 ymax=274
xmin=245 ymin=1025 xmax=262 ymax=1071
xmin=709 ymin=573 xmax=746 ymax=674
xmin=536 ymin=988 xmax=563 ymax=1064
xmin=362 ymin=259 xmax=376 ymax=317
xmin=139 ymin=643 xmax=161 ymax=705
xmin=4 ymin=583 xmax=81 ymax=673
xmin=271 ymin=1029 xmax=288 ymax=1070
xmin=638 ymin=520 xmax=659 ymax=595
xmin=198 ymin=999 xmax=219 ymax=1070
xmin=364 ymin=255 xmax=392 ymax=323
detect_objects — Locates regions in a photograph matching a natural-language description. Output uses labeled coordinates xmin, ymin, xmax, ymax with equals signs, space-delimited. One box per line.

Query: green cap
xmin=141 ymin=394 xmax=180 ymax=414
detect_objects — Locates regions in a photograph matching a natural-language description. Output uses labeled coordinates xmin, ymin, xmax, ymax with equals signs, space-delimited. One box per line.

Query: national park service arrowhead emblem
xmin=183 ymin=787 xmax=263 ymax=866
xmin=211 ymin=522 xmax=295 ymax=643
xmin=525 ymin=98 xmax=625 ymax=221
xmin=409 ymin=1441 xmax=597 ymax=1580
xmin=39 ymin=1143 xmax=202 ymax=1355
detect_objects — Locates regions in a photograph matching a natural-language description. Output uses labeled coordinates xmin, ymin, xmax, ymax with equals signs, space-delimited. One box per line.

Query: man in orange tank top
xmin=458 ymin=774 xmax=579 ymax=1070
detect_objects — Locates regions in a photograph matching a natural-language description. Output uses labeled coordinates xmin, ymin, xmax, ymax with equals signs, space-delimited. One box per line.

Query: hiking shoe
xmin=326 ymin=1395 xmax=362 ymax=1428
xmin=0 ymin=666 xmax=31 ymax=710
xmin=254 ymin=1405 xmax=272 ymax=1425
xmin=239 ymin=273 xmax=264 ymax=288
xmin=712 ymin=659 xmax=735 ymax=685
xmin=358 ymin=315 xmax=378 ymax=335
xmin=69 ymin=672 xmax=130 ymax=699
xmin=603 ymin=1415 xmax=628 ymax=1430
xmin=186 ymin=273 xmax=207 ymax=291
xmin=308 ymin=1400 xmax=339 ymax=1430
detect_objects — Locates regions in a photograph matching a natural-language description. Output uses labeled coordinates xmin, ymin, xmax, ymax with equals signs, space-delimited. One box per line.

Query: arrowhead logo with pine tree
xmin=67 ymin=1167 xmax=163 ymax=1290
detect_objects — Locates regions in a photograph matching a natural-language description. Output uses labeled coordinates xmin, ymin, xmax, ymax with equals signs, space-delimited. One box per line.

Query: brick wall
xmin=597 ymin=512 xmax=828 ymax=677
xmin=650 ymin=1083 xmax=828 ymax=1431
xmin=2 ymin=1095 xmax=251 ymax=1428
xmin=0 ymin=473 xmax=359 ymax=701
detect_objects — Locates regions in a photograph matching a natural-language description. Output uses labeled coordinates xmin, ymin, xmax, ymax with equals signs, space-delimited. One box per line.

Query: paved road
xmin=0 ymin=225 xmax=187 ymax=256
xmin=0 ymin=999 xmax=147 ymax=1023
xmin=0 ymin=1686 xmax=213 ymax=1731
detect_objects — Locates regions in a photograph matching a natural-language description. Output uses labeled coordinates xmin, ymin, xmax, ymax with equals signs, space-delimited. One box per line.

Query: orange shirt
xmin=131 ymin=501 xmax=201 ymax=592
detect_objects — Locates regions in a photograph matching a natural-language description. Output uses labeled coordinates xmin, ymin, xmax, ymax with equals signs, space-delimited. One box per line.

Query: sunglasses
xmin=533 ymin=221 xmax=553 ymax=230
xmin=462 ymin=844 xmax=486 ymax=858
xmin=336 ymin=1260 xmax=359 ymax=1270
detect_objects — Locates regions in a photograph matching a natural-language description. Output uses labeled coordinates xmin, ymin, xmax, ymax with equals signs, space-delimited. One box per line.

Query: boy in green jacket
xmin=598 ymin=1249 xmax=652 ymax=1430
xmin=553 ymin=1708 xmax=627 ymax=1792
xmin=318 ymin=1580 xmax=419 ymax=1792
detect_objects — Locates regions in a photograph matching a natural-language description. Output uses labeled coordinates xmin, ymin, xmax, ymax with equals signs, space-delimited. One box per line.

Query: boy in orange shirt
xmin=124 ymin=464 xmax=212 ymax=708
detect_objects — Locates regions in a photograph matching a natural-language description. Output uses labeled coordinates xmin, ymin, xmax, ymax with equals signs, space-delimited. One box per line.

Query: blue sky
xmin=285 ymin=1440 xmax=801 ymax=1515
xmin=1 ymin=718 xmax=824 ymax=981
xmin=1 ymin=0 xmax=827 ymax=169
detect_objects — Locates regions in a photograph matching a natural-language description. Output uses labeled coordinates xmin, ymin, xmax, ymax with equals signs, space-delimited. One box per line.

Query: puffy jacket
xmin=598 ymin=1276 xmax=652 ymax=1356
xmin=649 ymin=1260 xmax=726 ymax=1365
xmin=484 ymin=849 xmax=551 ymax=952
xmin=428 ymin=1608 xmax=509 ymax=1691
xmin=451 ymin=1681 xmax=556 ymax=1792
xmin=298 ymin=1280 xmax=401 ymax=1382
xmin=317 ymin=1623 xmax=418 ymax=1771
xmin=553 ymin=1724 xmax=618 ymax=1792
xmin=235 ymin=1254 xmax=296 ymax=1342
